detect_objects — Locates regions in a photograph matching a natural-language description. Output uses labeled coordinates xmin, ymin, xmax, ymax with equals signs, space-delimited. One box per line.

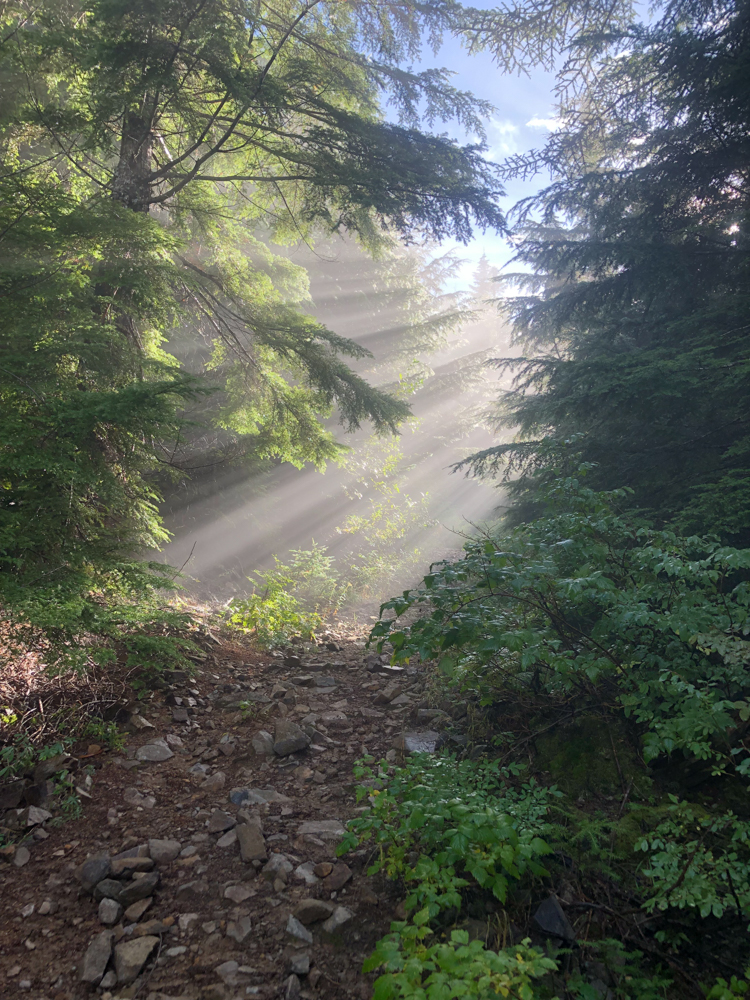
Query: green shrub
xmin=372 ymin=473 xmax=750 ymax=778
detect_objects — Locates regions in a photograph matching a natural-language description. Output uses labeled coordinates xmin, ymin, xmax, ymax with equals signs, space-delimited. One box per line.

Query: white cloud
xmin=526 ymin=116 xmax=561 ymax=131
xmin=485 ymin=118 xmax=520 ymax=160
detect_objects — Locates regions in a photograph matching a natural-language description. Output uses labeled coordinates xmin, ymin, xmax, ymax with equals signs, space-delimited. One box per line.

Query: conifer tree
xmin=466 ymin=0 xmax=750 ymax=537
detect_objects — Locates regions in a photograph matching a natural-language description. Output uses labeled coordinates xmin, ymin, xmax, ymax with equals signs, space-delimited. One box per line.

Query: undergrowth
xmin=359 ymin=472 xmax=750 ymax=995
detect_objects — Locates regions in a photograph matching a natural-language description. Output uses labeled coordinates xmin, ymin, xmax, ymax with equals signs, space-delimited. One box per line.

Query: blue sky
xmin=391 ymin=28 xmax=561 ymax=287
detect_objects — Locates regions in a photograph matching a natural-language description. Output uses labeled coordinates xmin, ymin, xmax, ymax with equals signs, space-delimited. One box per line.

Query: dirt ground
xmin=0 ymin=623 xmax=431 ymax=1000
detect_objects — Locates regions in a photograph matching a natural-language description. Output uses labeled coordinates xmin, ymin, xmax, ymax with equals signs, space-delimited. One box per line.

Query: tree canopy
xmin=465 ymin=0 xmax=750 ymax=538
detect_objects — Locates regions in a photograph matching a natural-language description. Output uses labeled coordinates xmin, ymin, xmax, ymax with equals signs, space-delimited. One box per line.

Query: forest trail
xmin=0 ymin=626 xmax=444 ymax=1000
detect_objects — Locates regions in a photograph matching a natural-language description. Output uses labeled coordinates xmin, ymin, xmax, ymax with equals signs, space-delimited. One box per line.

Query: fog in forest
xmin=156 ymin=239 xmax=513 ymax=607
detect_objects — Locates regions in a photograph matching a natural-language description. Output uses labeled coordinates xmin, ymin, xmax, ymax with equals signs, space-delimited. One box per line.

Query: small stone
xmin=100 ymin=969 xmax=117 ymax=988
xmin=123 ymin=897 xmax=152 ymax=922
xmin=0 ymin=780 xmax=25 ymax=810
xmin=214 ymin=958 xmax=243 ymax=984
xmin=273 ymin=719 xmax=310 ymax=756
xmin=202 ymin=770 xmax=226 ymax=790
xmin=93 ymin=879 xmax=124 ymax=903
xmin=98 ymin=898 xmax=123 ymax=926
xmin=119 ymin=871 xmax=160 ymax=906
xmin=286 ymin=914 xmax=313 ymax=944
xmin=80 ymin=929 xmax=114 ymax=984
xmin=172 ymin=707 xmax=189 ymax=722
xmin=38 ymin=900 xmax=55 ymax=915
xmin=122 ymin=787 xmax=156 ymax=809
xmin=224 ymin=884 xmax=255 ymax=904
xmin=216 ymin=828 xmax=237 ymax=848
xmin=148 ymin=838 xmax=181 ymax=863
xmin=392 ymin=730 xmax=441 ymax=753
xmin=297 ymin=819 xmax=345 ymax=841
xmin=166 ymin=945 xmax=187 ymax=957
xmin=135 ymin=742 xmax=173 ymax=763
xmin=189 ymin=762 xmax=210 ymax=776
xmin=114 ymin=935 xmax=159 ymax=984
xmin=230 ymin=786 xmax=291 ymax=806
xmin=13 ymin=846 xmax=30 ymax=867
xmin=226 ymin=915 xmax=252 ymax=943
xmin=207 ymin=810 xmax=235 ymax=833
xmin=178 ymin=912 xmax=199 ymax=933
xmin=21 ymin=903 xmax=35 ymax=918
xmin=79 ymin=855 xmax=112 ymax=893
xmin=289 ymin=952 xmax=310 ymax=975
xmin=313 ymin=862 xmax=333 ymax=878
xmin=294 ymin=898 xmax=334 ymax=924
xmin=19 ymin=805 xmax=52 ymax=826
xmin=110 ymin=856 xmax=154 ymax=877
xmin=321 ymin=863 xmax=352 ymax=892
xmin=262 ymin=853 xmax=293 ymax=882
xmin=130 ymin=714 xmax=156 ymax=731
xmin=179 ymin=844 xmax=198 ymax=858
xmin=165 ymin=733 xmax=184 ymax=746
xmin=175 ymin=880 xmax=208 ymax=905
xmin=251 ymin=731 xmax=275 ymax=755
xmin=321 ymin=905 xmax=353 ymax=933
xmin=236 ymin=821 xmax=266 ymax=863
xmin=282 ymin=973 xmax=301 ymax=999
xmin=294 ymin=862 xmax=320 ymax=885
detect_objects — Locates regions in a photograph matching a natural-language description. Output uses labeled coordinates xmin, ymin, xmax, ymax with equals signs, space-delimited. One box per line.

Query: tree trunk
xmin=112 ymin=111 xmax=153 ymax=213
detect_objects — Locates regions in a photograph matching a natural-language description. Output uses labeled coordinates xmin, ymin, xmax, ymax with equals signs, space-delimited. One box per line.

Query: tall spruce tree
xmin=1 ymin=0 xmax=510 ymax=617
xmin=466 ymin=0 xmax=750 ymax=537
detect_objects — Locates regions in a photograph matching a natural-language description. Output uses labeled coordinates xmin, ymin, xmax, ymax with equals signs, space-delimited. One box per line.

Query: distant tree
xmin=466 ymin=0 xmax=750 ymax=538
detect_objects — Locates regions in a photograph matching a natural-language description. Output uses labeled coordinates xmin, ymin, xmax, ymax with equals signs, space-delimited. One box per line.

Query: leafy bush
xmin=341 ymin=754 xmax=555 ymax=916
xmin=226 ymin=542 xmax=351 ymax=645
xmin=365 ymin=923 xmax=556 ymax=1000
xmin=372 ymin=474 xmax=750 ymax=777
xmin=341 ymin=754 xmax=558 ymax=999
xmin=637 ymin=798 xmax=750 ymax=925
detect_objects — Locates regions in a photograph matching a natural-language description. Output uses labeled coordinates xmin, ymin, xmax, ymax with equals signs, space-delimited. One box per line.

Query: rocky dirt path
xmin=0 ymin=626 xmax=444 ymax=1000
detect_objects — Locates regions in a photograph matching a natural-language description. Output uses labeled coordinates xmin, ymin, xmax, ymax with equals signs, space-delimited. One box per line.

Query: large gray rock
xmin=321 ymin=905 xmax=353 ymax=933
xmin=148 ymin=838 xmax=181 ymax=863
xmin=119 ymin=871 xmax=159 ymax=906
xmin=261 ymin=853 xmax=293 ymax=882
xmin=98 ymin=897 xmax=123 ymax=926
xmin=80 ymin=929 xmax=114 ymax=984
xmin=297 ymin=819 xmax=345 ymax=841
xmin=251 ymin=730 xmax=275 ymax=755
xmin=18 ymin=805 xmax=52 ymax=826
xmin=226 ymin=916 xmax=253 ymax=944
xmin=175 ymin=879 xmax=209 ymax=906
xmin=231 ymin=786 xmax=291 ymax=806
xmin=294 ymin=898 xmax=334 ymax=925
xmin=114 ymin=935 xmax=159 ymax=984
xmin=93 ymin=879 xmax=124 ymax=904
xmin=285 ymin=914 xmax=313 ymax=944
xmin=236 ymin=820 xmax=266 ymax=863
xmin=533 ymin=895 xmax=576 ymax=943
xmin=207 ymin=810 xmax=235 ymax=833
xmin=78 ymin=855 xmax=111 ymax=893
xmin=135 ymin=741 xmax=173 ymax=763
xmin=273 ymin=719 xmax=310 ymax=756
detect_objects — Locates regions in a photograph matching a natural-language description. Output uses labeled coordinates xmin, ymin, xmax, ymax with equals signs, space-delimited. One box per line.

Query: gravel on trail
xmin=0 ymin=626 xmax=458 ymax=1000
